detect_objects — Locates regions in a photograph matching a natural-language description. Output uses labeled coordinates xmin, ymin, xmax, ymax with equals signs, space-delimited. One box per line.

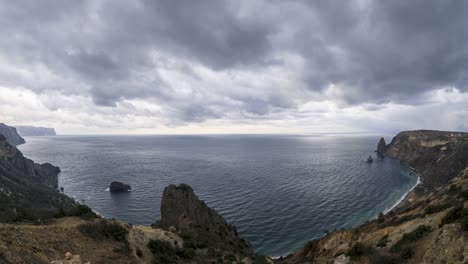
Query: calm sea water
xmin=18 ymin=134 xmax=416 ymax=256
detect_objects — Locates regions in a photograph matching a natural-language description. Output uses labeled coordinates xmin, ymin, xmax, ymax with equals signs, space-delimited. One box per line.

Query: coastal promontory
xmin=0 ymin=129 xmax=467 ymax=264
xmin=161 ymin=184 xmax=254 ymax=257
xmin=0 ymin=123 xmax=25 ymax=146
xmin=16 ymin=125 xmax=57 ymax=137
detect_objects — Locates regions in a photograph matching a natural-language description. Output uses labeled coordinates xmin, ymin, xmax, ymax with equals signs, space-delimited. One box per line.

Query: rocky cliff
xmin=0 ymin=134 xmax=75 ymax=222
xmin=161 ymin=184 xmax=254 ymax=257
xmin=384 ymin=130 xmax=468 ymax=186
xmin=0 ymin=123 xmax=25 ymax=146
xmin=0 ymin=141 xmax=261 ymax=263
xmin=1 ymin=129 xmax=467 ymax=264
xmin=280 ymin=130 xmax=468 ymax=264
xmin=16 ymin=126 xmax=57 ymax=137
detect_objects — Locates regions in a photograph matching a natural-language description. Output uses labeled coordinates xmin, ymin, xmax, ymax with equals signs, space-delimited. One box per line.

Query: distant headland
xmin=16 ymin=125 xmax=57 ymax=137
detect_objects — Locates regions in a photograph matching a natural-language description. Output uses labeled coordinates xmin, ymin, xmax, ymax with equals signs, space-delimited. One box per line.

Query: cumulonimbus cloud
xmin=0 ymin=0 xmax=467 ymax=132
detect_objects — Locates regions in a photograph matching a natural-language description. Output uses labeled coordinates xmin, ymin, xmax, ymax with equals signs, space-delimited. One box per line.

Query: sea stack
xmin=109 ymin=181 xmax=132 ymax=192
xmin=377 ymin=137 xmax=387 ymax=155
xmin=160 ymin=184 xmax=254 ymax=256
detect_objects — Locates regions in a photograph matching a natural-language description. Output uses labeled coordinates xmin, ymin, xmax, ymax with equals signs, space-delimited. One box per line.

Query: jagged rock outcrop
xmin=109 ymin=181 xmax=131 ymax=192
xmin=376 ymin=137 xmax=386 ymax=155
xmin=16 ymin=126 xmax=57 ymax=136
xmin=384 ymin=130 xmax=468 ymax=186
xmin=280 ymin=130 xmax=468 ymax=264
xmin=0 ymin=135 xmax=75 ymax=222
xmin=160 ymin=184 xmax=254 ymax=257
xmin=0 ymin=123 xmax=25 ymax=146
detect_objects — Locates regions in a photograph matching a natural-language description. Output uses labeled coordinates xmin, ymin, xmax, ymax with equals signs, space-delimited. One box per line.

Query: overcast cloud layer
xmin=1 ymin=0 xmax=467 ymax=134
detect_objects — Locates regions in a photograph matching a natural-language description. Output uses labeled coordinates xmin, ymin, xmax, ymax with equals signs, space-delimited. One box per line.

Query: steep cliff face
xmin=161 ymin=184 xmax=254 ymax=257
xmin=385 ymin=130 xmax=468 ymax=186
xmin=16 ymin=126 xmax=57 ymax=136
xmin=0 ymin=135 xmax=75 ymax=222
xmin=0 ymin=123 xmax=25 ymax=146
xmin=280 ymin=131 xmax=468 ymax=264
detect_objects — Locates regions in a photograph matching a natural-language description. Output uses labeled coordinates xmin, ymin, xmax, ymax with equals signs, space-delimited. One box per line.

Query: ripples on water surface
xmin=19 ymin=135 xmax=417 ymax=256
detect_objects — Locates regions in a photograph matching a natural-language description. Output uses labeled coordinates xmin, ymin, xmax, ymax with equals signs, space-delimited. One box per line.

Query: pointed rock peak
xmin=160 ymin=184 xmax=254 ymax=256
xmin=377 ymin=137 xmax=387 ymax=154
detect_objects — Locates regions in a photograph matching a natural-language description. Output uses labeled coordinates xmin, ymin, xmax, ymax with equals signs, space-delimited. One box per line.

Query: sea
xmin=18 ymin=134 xmax=417 ymax=257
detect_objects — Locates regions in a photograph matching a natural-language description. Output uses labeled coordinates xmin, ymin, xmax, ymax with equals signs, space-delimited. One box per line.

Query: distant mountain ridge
xmin=16 ymin=125 xmax=56 ymax=136
xmin=0 ymin=123 xmax=25 ymax=146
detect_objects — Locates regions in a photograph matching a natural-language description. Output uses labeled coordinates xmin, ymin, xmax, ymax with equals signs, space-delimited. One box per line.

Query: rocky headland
xmin=0 ymin=134 xmax=76 ymax=222
xmin=0 ymin=123 xmax=25 ymax=146
xmin=279 ymin=130 xmax=468 ymax=264
xmin=0 ymin=129 xmax=467 ymax=264
xmin=384 ymin=130 xmax=468 ymax=186
xmin=16 ymin=126 xmax=57 ymax=137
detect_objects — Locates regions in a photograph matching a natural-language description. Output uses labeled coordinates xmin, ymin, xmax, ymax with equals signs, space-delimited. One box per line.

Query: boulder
xmin=50 ymin=252 xmax=90 ymax=264
xmin=109 ymin=181 xmax=131 ymax=192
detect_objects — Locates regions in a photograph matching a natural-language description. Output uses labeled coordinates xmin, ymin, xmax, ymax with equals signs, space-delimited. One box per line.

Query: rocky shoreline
xmin=0 ymin=129 xmax=467 ymax=263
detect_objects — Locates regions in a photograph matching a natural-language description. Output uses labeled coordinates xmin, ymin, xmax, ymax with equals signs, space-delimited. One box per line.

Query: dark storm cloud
xmin=294 ymin=0 xmax=468 ymax=104
xmin=1 ymin=0 xmax=468 ymax=126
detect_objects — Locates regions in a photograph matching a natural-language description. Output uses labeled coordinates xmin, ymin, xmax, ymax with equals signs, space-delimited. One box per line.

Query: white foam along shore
xmin=270 ymin=175 xmax=422 ymax=260
xmin=384 ymin=175 xmax=421 ymax=214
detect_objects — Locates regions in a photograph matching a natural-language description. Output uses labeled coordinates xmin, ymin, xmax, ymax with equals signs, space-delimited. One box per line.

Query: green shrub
xmin=346 ymin=242 xmax=366 ymax=260
xmin=399 ymin=247 xmax=413 ymax=259
xmin=224 ymin=253 xmax=237 ymax=261
xmin=440 ymin=206 xmax=463 ymax=226
xmin=56 ymin=204 xmax=99 ymax=219
xmin=182 ymin=239 xmax=207 ymax=249
xmin=448 ymin=184 xmax=459 ymax=194
xmin=377 ymin=212 xmax=385 ymax=224
xmin=461 ymin=214 xmax=468 ymax=231
xmin=390 ymin=225 xmax=431 ymax=253
xmin=368 ymin=253 xmax=398 ymax=264
xmin=147 ymin=239 xmax=177 ymax=264
xmin=252 ymin=255 xmax=269 ymax=264
xmin=376 ymin=234 xmax=389 ymax=247
xmin=175 ymin=248 xmax=195 ymax=259
xmin=78 ymin=220 xmax=128 ymax=242
xmin=136 ymin=247 xmax=143 ymax=257
xmin=424 ymin=203 xmax=450 ymax=215
xmin=380 ymin=213 xmax=422 ymax=227
xmin=459 ymin=189 xmax=468 ymax=200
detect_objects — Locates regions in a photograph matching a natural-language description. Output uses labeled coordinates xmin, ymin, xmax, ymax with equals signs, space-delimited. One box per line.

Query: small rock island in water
xmin=109 ymin=181 xmax=132 ymax=192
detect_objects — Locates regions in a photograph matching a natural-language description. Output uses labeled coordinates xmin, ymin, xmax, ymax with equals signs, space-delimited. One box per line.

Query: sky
xmin=1 ymin=0 xmax=467 ymax=134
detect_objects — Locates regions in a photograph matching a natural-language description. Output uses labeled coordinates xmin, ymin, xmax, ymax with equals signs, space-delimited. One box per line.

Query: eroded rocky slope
xmin=1 ymin=129 xmax=467 ymax=264
xmin=279 ymin=130 xmax=468 ymax=264
xmin=160 ymin=184 xmax=254 ymax=257
xmin=0 ymin=137 xmax=263 ymax=263
xmin=385 ymin=130 xmax=468 ymax=186
xmin=0 ymin=123 xmax=25 ymax=146
xmin=0 ymin=135 xmax=76 ymax=222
